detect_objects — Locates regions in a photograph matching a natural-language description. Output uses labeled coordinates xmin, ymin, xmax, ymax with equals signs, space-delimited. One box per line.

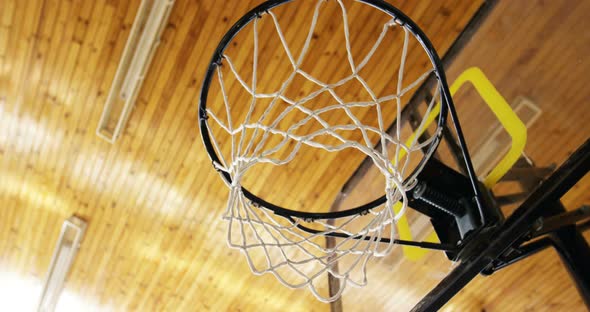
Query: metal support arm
xmin=411 ymin=138 xmax=590 ymax=312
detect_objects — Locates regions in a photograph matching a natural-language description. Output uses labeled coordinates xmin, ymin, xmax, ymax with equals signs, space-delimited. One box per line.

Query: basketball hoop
xmin=199 ymin=0 xmax=458 ymax=302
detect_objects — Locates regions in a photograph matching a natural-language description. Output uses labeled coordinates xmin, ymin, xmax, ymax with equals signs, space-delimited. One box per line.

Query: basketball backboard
xmin=332 ymin=1 xmax=590 ymax=310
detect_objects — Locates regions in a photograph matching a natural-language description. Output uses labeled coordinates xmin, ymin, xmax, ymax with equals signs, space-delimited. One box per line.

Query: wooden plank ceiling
xmin=0 ymin=0 xmax=588 ymax=311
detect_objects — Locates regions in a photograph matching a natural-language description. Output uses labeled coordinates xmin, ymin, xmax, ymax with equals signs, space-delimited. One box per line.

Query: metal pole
xmin=411 ymin=138 xmax=590 ymax=311
xmin=549 ymin=221 xmax=590 ymax=307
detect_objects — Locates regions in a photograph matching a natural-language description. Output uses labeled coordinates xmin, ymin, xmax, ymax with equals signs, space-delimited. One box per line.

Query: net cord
xmin=205 ymin=0 xmax=443 ymax=302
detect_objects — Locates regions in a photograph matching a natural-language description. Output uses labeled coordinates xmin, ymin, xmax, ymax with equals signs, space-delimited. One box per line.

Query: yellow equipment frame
xmin=396 ymin=67 xmax=527 ymax=260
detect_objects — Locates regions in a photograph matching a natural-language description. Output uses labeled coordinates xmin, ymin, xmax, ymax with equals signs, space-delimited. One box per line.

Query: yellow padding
xmin=396 ymin=67 xmax=526 ymax=260
xmin=453 ymin=67 xmax=527 ymax=188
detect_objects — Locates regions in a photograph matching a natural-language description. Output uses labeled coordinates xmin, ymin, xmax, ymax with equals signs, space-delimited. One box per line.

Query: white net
xmin=204 ymin=0 xmax=443 ymax=302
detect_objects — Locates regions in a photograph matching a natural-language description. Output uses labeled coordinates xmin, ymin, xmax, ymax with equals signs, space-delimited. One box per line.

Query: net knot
xmin=199 ymin=108 xmax=209 ymax=121
xmin=213 ymin=55 xmax=224 ymax=67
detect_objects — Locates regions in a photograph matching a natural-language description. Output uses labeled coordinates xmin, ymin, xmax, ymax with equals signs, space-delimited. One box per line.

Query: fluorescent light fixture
xmin=97 ymin=0 xmax=175 ymax=143
xmin=37 ymin=216 xmax=87 ymax=312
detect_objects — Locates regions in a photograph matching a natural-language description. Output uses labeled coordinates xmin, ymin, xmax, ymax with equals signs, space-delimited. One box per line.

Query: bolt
xmin=533 ymin=218 xmax=543 ymax=231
